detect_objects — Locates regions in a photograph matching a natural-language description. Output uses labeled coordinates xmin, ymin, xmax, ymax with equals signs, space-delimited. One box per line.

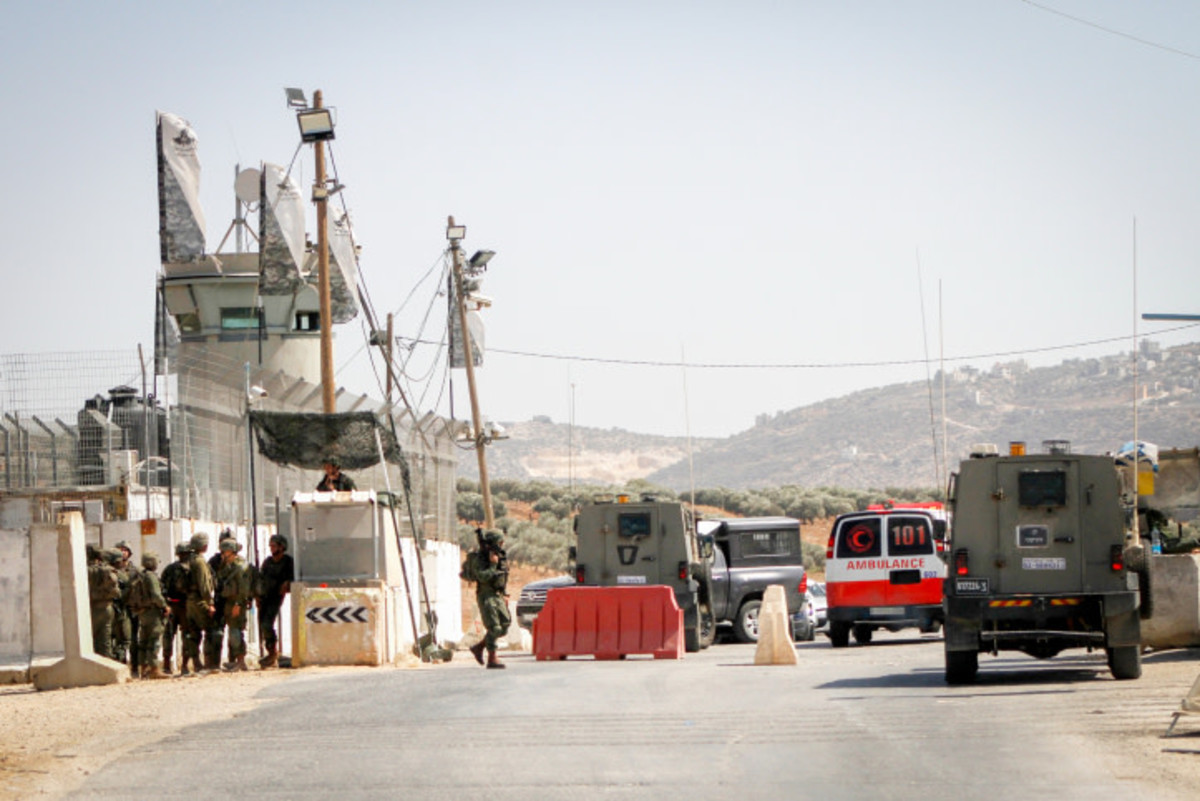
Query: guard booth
xmin=289 ymin=489 xmax=459 ymax=666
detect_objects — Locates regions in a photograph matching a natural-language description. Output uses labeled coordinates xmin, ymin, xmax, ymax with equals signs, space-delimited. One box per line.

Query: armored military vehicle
xmin=943 ymin=443 xmax=1144 ymax=684
xmin=573 ymin=495 xmax=716 ymax=652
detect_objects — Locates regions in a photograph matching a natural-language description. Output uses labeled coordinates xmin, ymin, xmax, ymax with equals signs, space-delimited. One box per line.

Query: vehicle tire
xmin=733 ymin=600 xmax=761 ymax=644
xmin=684 ymin=607 xmax=702 ymax=653
xmin=1107 ymin=645 xmax=1142 ymax=680
xmin=852 ymin=624 xmax=874 ymax=645
xmin=919 ymin=619 xmax=942 ymax=634
xmin=699 ymin=603 xmax=716 ymax=649
xmin=1124 ymin=545 xmax=1147 ymax=573
xmin=829 ymin=621 xmax=850 ymax=648
xmin=945 ymin=648 xmax=978 ymax=685
xmin=804 ymin=623 xmax=816 ymax=642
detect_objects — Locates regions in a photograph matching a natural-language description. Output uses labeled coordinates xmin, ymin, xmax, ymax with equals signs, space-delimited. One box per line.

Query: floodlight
xmin=285 ymin=87 xmax=308 ymax=109
xmin=446 ymin=224 xmax=466 ymax=240
xmin=469 ymin=250 xmax=495 ymax=271
xmin=297 ymin=107 xmax=335 ymax=142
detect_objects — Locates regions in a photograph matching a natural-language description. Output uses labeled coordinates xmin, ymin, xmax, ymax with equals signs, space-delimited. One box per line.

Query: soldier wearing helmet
xmin=256 ymin=533 xmax=294 ymax=668
xmin=158 ymin=541 xmax=192 ymax=674
xmin=460 ymin=528 xmax=511 ymax=669
xmin=317 ymin=454 xmax=356 ymax=492
xmin=179 ymin=533 xmax=215 ymax=675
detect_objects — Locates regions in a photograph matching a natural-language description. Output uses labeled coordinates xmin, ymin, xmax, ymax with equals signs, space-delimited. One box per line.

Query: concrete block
xmin=33 ymin=512 xmax=128 ymax=690
xmin=293 ymin=582 xmax=387 ymax=666
xmin=0 ymin=529 xmax=31 ymax=662
xmin=30 ymin=523 xmax=64 ymax=656
xmin=1141 ymin=554 xmax=1200 ymax=649
xmin=754 ymin=585 xmax=798 ymax=666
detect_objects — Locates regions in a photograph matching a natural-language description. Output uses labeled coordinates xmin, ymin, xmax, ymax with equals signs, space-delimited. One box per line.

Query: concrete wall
xmin=0 ymin=528 xmax=31 ymax=663
xmin=1142 ymin=554 xmax=1200 ymax=649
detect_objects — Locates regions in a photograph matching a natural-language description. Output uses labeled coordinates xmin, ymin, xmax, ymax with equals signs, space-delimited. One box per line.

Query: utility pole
xmin=448 ymin=217 xmax=495 ymax=529
xmin=385 ymin=312 xmax=394 ymax=405
xmin=313 ymin=90 xmax=336 ymax=413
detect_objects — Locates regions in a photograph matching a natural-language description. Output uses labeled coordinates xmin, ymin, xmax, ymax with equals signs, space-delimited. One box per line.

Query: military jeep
xmin=943 ymin=444 xmax=1144 ymax=684
xmin=573 ymin=496 xmax=716 ymax=652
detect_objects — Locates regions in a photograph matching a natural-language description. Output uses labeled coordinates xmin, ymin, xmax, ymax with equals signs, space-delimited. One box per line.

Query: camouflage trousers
xmin=204 ymin=608 xmax=226 ymax=667
xmin=225 ymin=607 xmax=248 ymax=660
xmin=90 ymin=603 xmax=114 ymax=659
xmin=112 ymin=607 xmax=131 ymax=664
xmin=478 ymin=593 xmax=511 ymax=650
xmin=163 ymin=601 xmax=186 ymax=664
xmin=137 ymin=609 xmax=165 ymax=669
xmin=183 ymin=600 xmax=213 ymax=662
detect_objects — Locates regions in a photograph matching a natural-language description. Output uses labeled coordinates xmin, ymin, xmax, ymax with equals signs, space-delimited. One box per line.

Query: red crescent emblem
xmin=847 ymin=525 xmax=875 ymax=554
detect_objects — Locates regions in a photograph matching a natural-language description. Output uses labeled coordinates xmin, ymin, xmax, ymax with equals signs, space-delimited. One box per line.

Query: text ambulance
xmin=824 ymin=502 xmax=946 ymax=647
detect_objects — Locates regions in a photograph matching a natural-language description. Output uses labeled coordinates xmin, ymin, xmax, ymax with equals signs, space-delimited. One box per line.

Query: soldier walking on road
xmin=257 ymin=534 xmax=294 ymax=669
xmin=87 ymin=545 xmax=120 ymax=660
xmin=181 ymin=533 xmax=215 ymax=675
xmin=218 ymin=539 xmax=252 ymax=671
xmin=130 ymin=551 xmax=170 ymax=679
xmin=159 ymin=543 xmax=191 ymax=674
xmin=460 ymin=529 xmax=511 ymax=670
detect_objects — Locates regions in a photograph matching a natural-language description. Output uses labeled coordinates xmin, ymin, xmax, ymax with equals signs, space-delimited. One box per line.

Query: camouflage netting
xmin=249 ymin=411 xmax=405 ymax=471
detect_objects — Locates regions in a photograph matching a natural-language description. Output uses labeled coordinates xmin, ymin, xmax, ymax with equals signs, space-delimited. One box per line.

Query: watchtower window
xmin=174 ymin=312 xmax=201 ymax=333
xmin=220 ymin=307 xmax=263 ymax=330
xmin=295 ymin=311 xmax=321 ymax=331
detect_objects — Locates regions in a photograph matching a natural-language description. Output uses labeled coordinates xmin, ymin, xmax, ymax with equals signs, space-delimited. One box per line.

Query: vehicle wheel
xmin=853 ymin=624 xmax=874 ymax=644
xmin=804 ymin=623 xmax=816 ymax=642
xmin=684 ymin=608 xmax=702 ymax=653
xmin=733 ymin=600 xmax=761 ymax=644
xmin=919 ymin=619 xmax=942 ymax=634
xmin=699 ymin=603 xmax=716 ymax=649
xmin=829 ymin=621 xmax=850 ymax=648
xmin=945 ymin=648 xmax=978 ymax=685
xmin=1107 ymin=645 xmax=1142 ymax=680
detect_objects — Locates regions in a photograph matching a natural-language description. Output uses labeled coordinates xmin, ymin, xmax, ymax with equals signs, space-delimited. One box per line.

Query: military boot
xmin=486 ymin=648 xmax=506 ymax=670
xmin=235 ymin=655 xmax=249 ymax=672
xmin=469 ymin=640 xmax=486 ymax=666
xmin=143 ymin=665 xmax=169 ymax=680
xmin=259 ymin=644 xmax=277 ymax=669
xmin=162 ymin=657 xmax=173 ymax=675
xmin=179 ymin=656 xmax=192 ymax=676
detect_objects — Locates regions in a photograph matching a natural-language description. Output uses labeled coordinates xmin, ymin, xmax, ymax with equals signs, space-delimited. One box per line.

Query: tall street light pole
xmin=312 ymin=90 xmax=335 ymax=413
xmin=447 ymin=217 xmax=495 ymax=529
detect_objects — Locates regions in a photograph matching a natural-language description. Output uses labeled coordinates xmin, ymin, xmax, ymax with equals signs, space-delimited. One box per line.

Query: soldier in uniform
xmin=87 ymin=545 xmax=120 ymax=659
xmin=132 ymin=551 xmax=170 ymax=679
xmin=109 ymin=546 xmax=132 ymax=665
xmin=181 ymin=533 xmax=215 ymax=675
xmin=159 ymin=542 xmax=191 ymax=674
xmin=114 ymin=540 xmax=139 ymax=671
xmin=316 ymin=455 xmax=356 ymax=491
xmin=257 ymin=533 xmax=294 ymax=668
xmin=204 ymin=529 xmax=235 ymax=669
xmin=217 ymin=538 xmax=252 ymax=671
xmin=460 ymin=529 xmax=511 ymax=669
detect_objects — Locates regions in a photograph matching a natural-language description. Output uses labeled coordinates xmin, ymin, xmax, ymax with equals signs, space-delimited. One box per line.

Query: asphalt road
xmin=72 ymin=632 xmax=1200 ymax=800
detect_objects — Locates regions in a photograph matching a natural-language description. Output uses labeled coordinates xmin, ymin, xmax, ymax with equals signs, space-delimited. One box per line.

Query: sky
xmin=2 ymin=1 xmax=1199 ymax=438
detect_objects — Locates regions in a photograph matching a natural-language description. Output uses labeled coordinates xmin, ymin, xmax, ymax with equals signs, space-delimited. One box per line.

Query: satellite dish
xmin=234 ymin=168 xmax=262 ymax=205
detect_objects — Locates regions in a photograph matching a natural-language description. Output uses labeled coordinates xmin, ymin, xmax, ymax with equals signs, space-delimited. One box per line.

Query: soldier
xmin=460 ymin=529 xmax=511 ymax=669
xmin=217 ymin=538 xmax=252 ymax=671
xmin=110 ymin=544 xmax=133 ymax=666
xmin=257 ymin=533 xmax=294 ymax=668
xmin=115 ymin=540 xmax=139 ymax=670
xmin=130 ymin=551 xmax=170 ymax=679
xmin=316 ymin=455 xmax=356 ymax=491
xmin=180 ymin=532 xmax=215 ymax=675
xmin=159 ymin=542 xmax=191 ymax=674
xmin=204 ymin=529 xmax=235 ymax=669
xmin=86 ymin=544 xmax=120 ymax=659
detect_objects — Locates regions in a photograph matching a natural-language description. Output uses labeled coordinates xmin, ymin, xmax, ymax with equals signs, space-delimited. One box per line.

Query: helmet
xmin=189 ymin=533 xmax=209 ymax=550
xmin=219 ymin=528 xmax=235 ymax=541
xmin=219 ymin=539 xmax=240 ymax=554
xmin=482 ymin=529 xmax=505 ymax=546
xmin=142 ymin=552 xmax=159 ymax=570
xmin=114 ymin=540 xmax=132 ymax=554
xmin=324 ymin=454 xmax=341 ymax=468
xmin=269 ymin=534 xmax=289 ymax=552
xmin=103 ymin=548 xmax=123 ymax=565
xmin=175 ymin=542 xmax=191 ymax=556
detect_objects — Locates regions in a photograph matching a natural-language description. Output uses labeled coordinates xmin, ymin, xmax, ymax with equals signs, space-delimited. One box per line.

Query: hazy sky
xmin=3 ymin=1 xmax=1199 ymax=438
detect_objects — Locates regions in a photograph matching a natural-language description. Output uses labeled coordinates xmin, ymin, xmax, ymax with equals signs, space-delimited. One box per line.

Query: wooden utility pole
xmin=448 ymin=216 xmax=495 ymax=529
xmin=385 ymin=312 xmax=394 ymax=404
xmin=313 ymin=89 xmax=336 ymax=413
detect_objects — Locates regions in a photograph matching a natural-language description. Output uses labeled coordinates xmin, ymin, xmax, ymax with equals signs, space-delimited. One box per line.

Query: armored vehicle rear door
xmin=604 ymin=505 xmax=665 ymax=585
xmin=993 ymin=459 xmax=1084 ymax=594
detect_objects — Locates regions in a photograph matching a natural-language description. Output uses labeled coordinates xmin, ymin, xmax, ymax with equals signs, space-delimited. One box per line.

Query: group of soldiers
xmin=86 ymin=529 xmax=295 ymax=679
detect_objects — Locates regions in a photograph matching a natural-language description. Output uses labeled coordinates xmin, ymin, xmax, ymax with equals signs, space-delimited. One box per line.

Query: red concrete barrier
xmin=533 ymin=585 xmax=684 ymax=660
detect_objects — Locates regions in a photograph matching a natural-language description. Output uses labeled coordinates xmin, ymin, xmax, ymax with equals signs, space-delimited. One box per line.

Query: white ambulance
xmin=824 ymin=502 xmax=947 ymax=647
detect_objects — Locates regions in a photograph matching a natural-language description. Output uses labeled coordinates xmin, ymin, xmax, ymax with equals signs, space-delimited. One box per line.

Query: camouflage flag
xmin=156 ymin=111 xmax=205 ymax=263
xmin=448 ymin=283 xmax=484 ymax=368
xmin=259 ymin=163 xmax=306 ymax=295
xmin=306 ymin=208 xmax=360 ymax=323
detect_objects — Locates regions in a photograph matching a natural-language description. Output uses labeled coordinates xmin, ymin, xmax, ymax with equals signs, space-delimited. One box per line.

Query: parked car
xmin=808 ymin=581 xmax=827 ymax=629
xmin=792 ymin=595 xmax=817 ymax=642
xmin=515 ymin=574 xmax=576 ymax=630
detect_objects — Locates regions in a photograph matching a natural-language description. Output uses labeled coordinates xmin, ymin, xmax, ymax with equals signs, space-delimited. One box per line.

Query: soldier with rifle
xmin=460 ymin=528 xmax=511 ymax=670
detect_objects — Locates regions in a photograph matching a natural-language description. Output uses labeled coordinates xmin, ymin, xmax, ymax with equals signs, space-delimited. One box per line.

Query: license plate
xmin=1022 ymin=557 xmax=1066 ymax=570
xmin=954 ymin=577 xmax=990 ymax=595
xmin=616 ymin=575 xmax=647 ymax=584
xmin=869 ymin=606 xmax=904 ymax=616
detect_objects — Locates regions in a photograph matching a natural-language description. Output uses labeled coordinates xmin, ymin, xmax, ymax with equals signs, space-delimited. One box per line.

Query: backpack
xmin=126 ymin=568 xmax=152 ymax=614
xmin=88 ymin=564 xmax=120 ymax=604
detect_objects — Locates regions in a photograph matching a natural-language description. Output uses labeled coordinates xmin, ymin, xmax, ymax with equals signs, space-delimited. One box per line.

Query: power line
xmin=398 ymin=322 xmax=1200 ymax=370
xmin=1019 ymin=0 xmax=1200 ymax=61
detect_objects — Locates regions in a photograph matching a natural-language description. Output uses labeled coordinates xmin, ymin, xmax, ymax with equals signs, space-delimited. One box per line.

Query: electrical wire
xmin=1019 ymin=0 xmax=1200 ymax=61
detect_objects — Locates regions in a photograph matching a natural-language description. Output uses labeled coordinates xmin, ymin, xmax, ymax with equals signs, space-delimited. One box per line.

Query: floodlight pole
xmin=448 ymin=217 xmax=495 ymax=529
xmin=313 ymin=89 xmax=336 ymax=414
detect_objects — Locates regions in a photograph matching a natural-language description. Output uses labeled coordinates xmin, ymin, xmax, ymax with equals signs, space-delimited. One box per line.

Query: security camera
xmin=249 ymin=386 xmax=269 ymax=399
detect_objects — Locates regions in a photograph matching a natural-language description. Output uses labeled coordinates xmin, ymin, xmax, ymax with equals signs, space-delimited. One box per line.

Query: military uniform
xmin=461 ymin=529 xmax=511 ymax=669
xmin=159 ymin=544 xmax=191 ymax=673
xmin=218 ymin=540 xmax=253 ymax=671
xmin=204 ymin=546 xmax=227 ymax=669
xmin=111 ymin=557 xmax=133 ymax=665
xmin=257 ymin=535 xmax=294 ymax=668
xmin=87 ymin=546 xmax=120 ymax=659
xmin=132 ymin=552 xmax=170 ymax=678
xmin=181 ymin=534 xmax=215 ymax=674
